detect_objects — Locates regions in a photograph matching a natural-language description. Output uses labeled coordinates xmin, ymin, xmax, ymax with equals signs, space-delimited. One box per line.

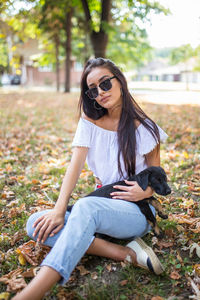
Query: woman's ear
xmin=136 ymin=171 xmax=149 ymax=191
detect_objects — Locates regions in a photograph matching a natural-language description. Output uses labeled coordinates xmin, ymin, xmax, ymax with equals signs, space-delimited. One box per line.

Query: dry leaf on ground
xmin=120 ymin=279 xmax=128 ymax=286
xmin=76 ymin=265 xmax=90 ymax=276
xmin=0 ymin=292 xmax=10 ymax=300
xmin=16 ymin=240 xmax=50 ymax=265
xmin=170 ymin=270 xmax=181 ymax=280
xmin=0 ymin=268 xmax=27 ymax=292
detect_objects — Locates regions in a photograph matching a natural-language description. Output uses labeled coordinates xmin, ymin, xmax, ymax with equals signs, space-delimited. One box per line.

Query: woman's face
xmin=86 ymin=67 xmax=122 ymax=111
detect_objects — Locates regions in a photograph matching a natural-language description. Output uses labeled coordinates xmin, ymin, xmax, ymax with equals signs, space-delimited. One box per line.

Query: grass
xmin=0 ymin=90 xmax=199 ymax=299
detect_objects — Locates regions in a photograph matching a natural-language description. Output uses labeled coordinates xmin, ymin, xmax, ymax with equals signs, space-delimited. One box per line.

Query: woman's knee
xmin=26 ymin=210 xmax=51 ymax=239
xmin=72 ymin=197 xmax=99 ymax=215
xmin=26 ymin=213 xmax=37 ymax=239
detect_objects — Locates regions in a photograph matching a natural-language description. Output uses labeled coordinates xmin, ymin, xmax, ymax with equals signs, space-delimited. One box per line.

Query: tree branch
xmin=80 ymin=0 xmax=91 ymax=24
xmin=101 ymin=0 xmax=111 ymax=23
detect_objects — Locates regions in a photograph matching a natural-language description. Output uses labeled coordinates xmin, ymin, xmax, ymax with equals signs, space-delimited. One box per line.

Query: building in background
xmin=136 ymin=58 xmax=200 ymax=84
xmin=5 ymin=38 xmax=83 ymax=87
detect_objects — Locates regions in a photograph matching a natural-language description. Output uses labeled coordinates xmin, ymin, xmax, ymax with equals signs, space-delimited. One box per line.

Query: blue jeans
xmin=26 ymin=196 xmax=155 ymax=285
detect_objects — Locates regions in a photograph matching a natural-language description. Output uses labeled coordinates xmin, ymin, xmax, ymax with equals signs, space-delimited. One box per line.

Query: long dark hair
xmin=78 ymin=58 xmax=160 ymax=177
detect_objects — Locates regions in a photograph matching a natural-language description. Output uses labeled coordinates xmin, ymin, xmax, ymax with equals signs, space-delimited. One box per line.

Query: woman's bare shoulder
xmin=82 ymin=113 xmax=96 ymax=125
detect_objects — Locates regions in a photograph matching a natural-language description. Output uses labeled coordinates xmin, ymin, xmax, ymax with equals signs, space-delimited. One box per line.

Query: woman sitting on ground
xmin=13 ymin=57 xmax=168 ymax=300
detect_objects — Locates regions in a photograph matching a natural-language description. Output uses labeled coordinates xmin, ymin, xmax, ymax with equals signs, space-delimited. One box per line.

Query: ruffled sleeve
xmin=72 ymin=118 xmax=93 ymax=148
xmin=136 ymin=120 xmax=168 ymax=156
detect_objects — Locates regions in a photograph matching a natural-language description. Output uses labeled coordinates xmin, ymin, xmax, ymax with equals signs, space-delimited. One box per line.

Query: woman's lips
xmin=101 ymin=96 xmax=109 ymax=103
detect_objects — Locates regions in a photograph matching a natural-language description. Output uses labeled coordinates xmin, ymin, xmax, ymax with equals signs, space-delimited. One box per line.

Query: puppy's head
xmin=148 ymin=166 xmax=171 ymax=196
xmin=135 ymin=166 xmax=171 ymax=196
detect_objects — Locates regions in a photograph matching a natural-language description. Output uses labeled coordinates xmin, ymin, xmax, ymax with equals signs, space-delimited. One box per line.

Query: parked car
xmin=10 ymin=75 xmax=21 ymax=85
xmin=1 ymin=74 xmax=21 ymax=85
xmin=1 ymin=74 xmax=11 ymax=85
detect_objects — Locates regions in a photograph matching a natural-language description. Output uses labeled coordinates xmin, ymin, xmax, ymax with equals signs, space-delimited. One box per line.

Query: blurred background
xmin=0 ymin=0 xmax=200 ymax=96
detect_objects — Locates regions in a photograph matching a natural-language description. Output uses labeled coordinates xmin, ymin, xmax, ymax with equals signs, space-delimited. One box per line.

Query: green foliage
xmin=0 ymin=1 xmax=42 ymax=73
xmin=193 ymin=45 xmax=200 ymax=71
xmin=169 ymin=43 xmax=200 ymax=73
xmin=104 ymin=0 xmax=169 ymax=66
xmin=153 ymin=47 xmax=174 ymax=59
xmin=0 ymin=0 xmax=171 ymax=75
xmin=0 ymin=38 xmax=8 ymax=72
xmin=106 ymin=20 xmax=152 ymax=69
xmin=170 ymin=44 xmax=195 ymax=65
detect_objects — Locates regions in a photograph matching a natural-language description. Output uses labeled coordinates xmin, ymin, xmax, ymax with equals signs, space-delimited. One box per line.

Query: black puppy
xmin=88 ymin=166 xmax=171 ymax=237
xmin=68 ymin=166 xmax=171 ymax=237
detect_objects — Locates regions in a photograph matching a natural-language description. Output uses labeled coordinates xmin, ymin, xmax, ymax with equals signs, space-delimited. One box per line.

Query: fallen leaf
xmin=0 ymin=234 xmax=10 ymax=243
xmin=31 ymin=179 xmax=40 ymax=184
xmin=189 ymin=243 xmax=200 ymax=258
xmin=0 ymin=268 xmax=27 ymax=292
xmin=0 ymin=292 xmax=10 ymax=300
xmin=177 ymin=251 xmax=183 ymax=264
xmin=170 ymin=271 xmax=181 ymax=280
xmin=16 ymin=240 xmax=50 ymax=266
xmin=194 ymin=264 xmax=200 ymax=276
xmin=5 ymin=164 xmax=13 ymax=173
xmin=157 ymin=241 xmax=174 ymax=249
xmin=170 ymin=214 xmax=200 ymax=225
xmin=165 ymin=228 xmax=175 ymax=238
xmin=188 ymin=277 xmax=200 ymax=299
xmin=120 ymin=279 xmax=128 ymax=286
xmin=106 ymin=263 xmax=112 ymax=272
xmin=180 ymin=198 xmax=194 ymax=208
xmin=120 ymin=261 xmax=127 ymax=268
xmin=152 ymin=236 xmax=158 ymax=245
xmin=2 ymin=190 xmax=15 ymax=200
xmin=18 ymin=253 xmax=26 ymax=266
xmin=37 ymin=199 xmax=54 ymax=207
xmin=183 ymin=151 xmax=189 ymax=159
xmin=10 ymin=231 xmax=24 ymax=246
xmin=151 ymin=297 xmax=164 ymax=300
xmin=191 ymin=222 xmax=200 ymax=233
xmin=22 ymin=267 xmax=40 ymax=278
xmin=91 ymin=272 xmax=98 ymax=280
xmin=76 ymin=265 xmax=90 ymax=276
xmin=57 ymin=289 xmax=76 ymax=300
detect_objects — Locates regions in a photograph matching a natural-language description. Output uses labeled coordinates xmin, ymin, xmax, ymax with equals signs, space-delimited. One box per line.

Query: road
xmin=132 ymin=89 xmax=200 ymax=106
xmin=0 ymin=82 xmax=200 ymax=106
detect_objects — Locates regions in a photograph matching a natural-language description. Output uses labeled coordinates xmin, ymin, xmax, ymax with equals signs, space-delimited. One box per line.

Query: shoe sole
xmin=127 ymin=237 xmax=164 ymax=275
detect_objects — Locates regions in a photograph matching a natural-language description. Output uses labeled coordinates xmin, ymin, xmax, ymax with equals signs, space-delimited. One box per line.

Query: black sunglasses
xmin=85 ymin=76 xmax=116 ymax=99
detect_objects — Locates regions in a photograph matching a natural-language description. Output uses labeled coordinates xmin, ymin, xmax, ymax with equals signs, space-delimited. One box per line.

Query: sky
xmin=145 ymin=0 xmax=200 ymax=48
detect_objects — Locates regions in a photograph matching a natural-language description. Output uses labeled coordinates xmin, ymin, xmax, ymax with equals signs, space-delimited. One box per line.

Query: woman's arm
xmin=33 ymin=147 xmax=89 ymax=242
xmin=54 ymin=147 xmax=89 ymax=214
xmin=145 ymin=144 xmax=160 ymax=167
xmin=111 ymin=144 xmax=160 ymax=202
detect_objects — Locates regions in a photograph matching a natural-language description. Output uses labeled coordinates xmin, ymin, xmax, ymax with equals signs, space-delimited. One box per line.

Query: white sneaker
xmin=125 ymin=237 xmax=164 ymax=275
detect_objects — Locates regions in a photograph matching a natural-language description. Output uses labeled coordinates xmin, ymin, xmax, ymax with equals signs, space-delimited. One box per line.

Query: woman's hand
xmin=110 ymin=181 xmax=153 ymax=202
xmin=32 ymin=209 xmax=65 ymax=243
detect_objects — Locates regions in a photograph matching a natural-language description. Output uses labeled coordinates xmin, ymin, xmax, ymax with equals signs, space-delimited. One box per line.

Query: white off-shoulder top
xmin=72 ymin=118 xmax=168 ymax=186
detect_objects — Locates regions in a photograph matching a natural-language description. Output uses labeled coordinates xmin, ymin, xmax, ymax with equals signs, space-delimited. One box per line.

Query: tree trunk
xmin=91 ymin=30 xmax=108 ymax=58
xmin=64 ymin=8 xmax=73 ymax=93
xmin=55 ymin=35 xmax=60 ymax=92
xmin=81 ymin=0 xmax=111 ymax=58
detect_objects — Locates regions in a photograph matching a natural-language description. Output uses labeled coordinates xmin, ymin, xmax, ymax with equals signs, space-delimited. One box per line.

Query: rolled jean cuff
xmin=40 ymin=235 xmax=96 ymax=286
xmin=40 ymin=262 xmax=70 ymax=285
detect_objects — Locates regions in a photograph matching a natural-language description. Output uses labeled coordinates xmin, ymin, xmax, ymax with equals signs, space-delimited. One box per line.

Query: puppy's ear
xmin=136 ymin=171 xmax=149 ymax=191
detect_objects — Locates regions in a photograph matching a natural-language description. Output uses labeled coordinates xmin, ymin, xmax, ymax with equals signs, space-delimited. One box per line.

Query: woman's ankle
xmin=124 ymin=246 xmax=137 ymax=265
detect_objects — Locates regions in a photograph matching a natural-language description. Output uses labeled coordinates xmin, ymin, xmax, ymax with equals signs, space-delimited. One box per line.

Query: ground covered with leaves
xmin=0 ymin=90 xmax=199 ymax=300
